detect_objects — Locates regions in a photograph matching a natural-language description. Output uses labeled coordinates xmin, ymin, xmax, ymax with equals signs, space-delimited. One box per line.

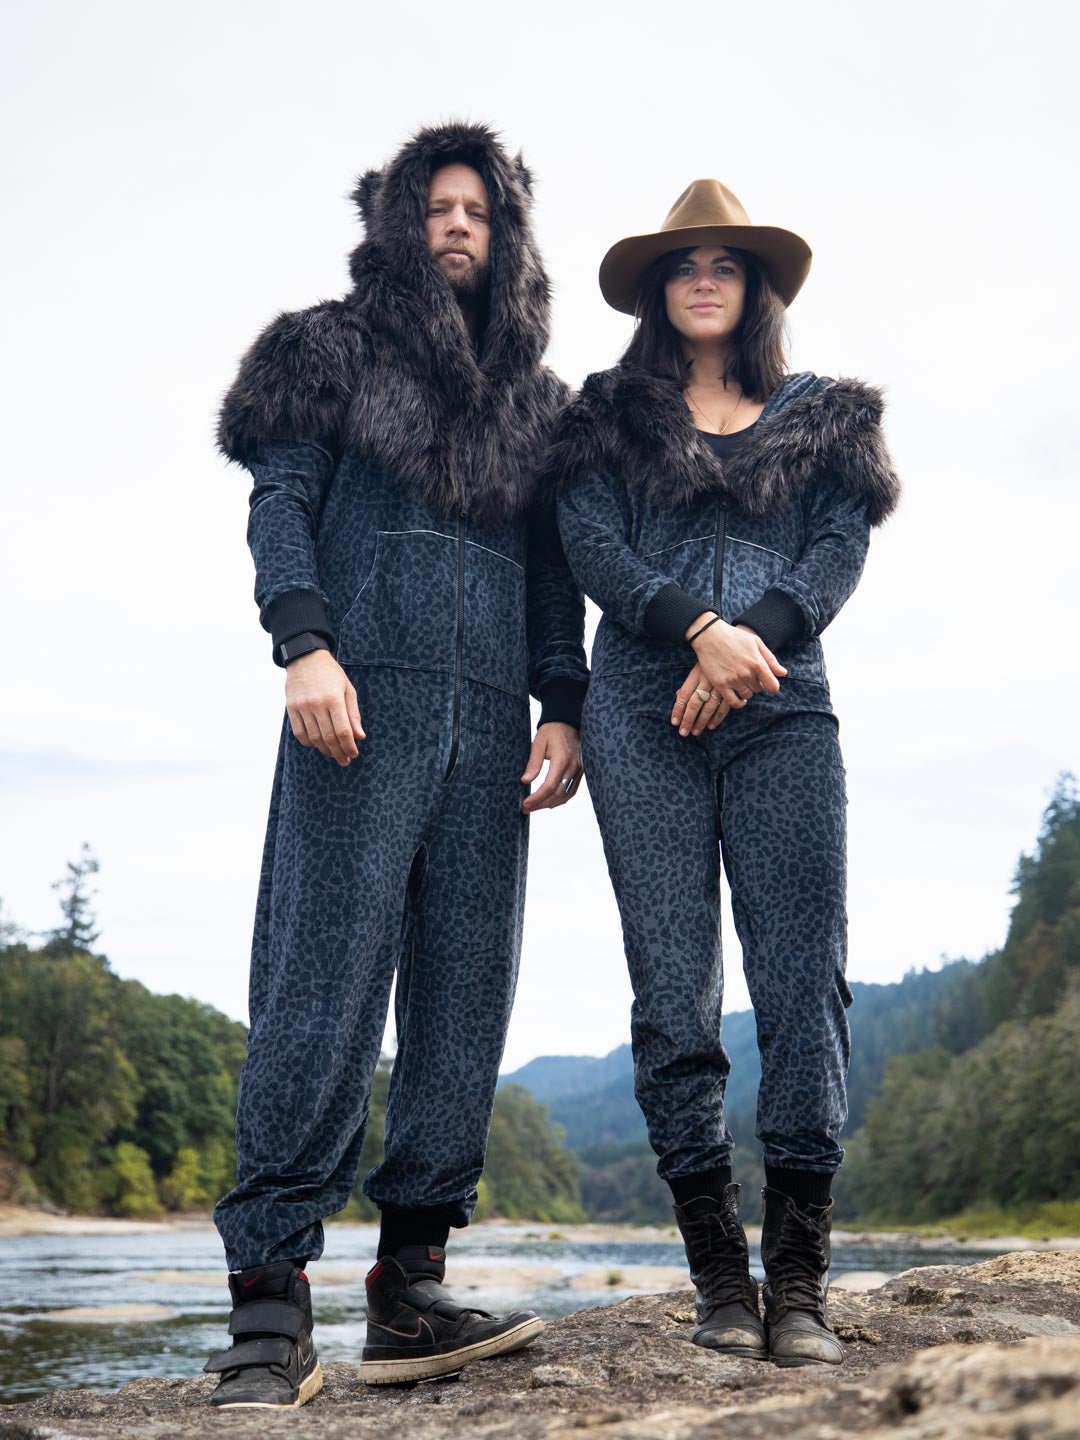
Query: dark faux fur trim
xmin=218 ymin=121 xmax=563 ymax=525
xmin=543 ymin=367 xmax=901 ymax=525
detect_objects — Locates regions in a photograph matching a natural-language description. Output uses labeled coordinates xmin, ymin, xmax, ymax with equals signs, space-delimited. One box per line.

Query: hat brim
xmin=599 ymin=224 xmax=812 ymax=314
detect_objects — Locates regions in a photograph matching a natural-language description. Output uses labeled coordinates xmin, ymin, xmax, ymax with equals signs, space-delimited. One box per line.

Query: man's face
xmin=425 ymin=163 xmax=491 ymax=301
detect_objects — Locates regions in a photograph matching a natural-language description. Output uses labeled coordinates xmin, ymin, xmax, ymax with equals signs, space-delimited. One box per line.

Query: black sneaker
xmin=204 ymin=1260 xmax=323 ymax=1407
xmin=358 ymin=1245 xmax=543 ymax=1385
xmin=761 ymin=1189 xmax=844 ymax=1367
xmin=674 ymin=1185 xmax=767 ymax=1359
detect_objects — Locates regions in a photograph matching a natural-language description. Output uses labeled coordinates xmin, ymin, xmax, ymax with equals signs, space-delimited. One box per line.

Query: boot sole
xmin=770 ymin=1353 xmax=843 ymax=1368
xmin=208 ymin=1361 xmax=324 ymax=1408
xmin=696 ymin=1341 xmax=769 ymax=1360
xmin=359 ymin=1316 xmax=544 ymax=1385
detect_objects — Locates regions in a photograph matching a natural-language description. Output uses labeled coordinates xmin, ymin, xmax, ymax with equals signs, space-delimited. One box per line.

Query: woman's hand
xmin=671 ymin=664 xmax=731 ymax=736
xmin=687 ymin=613 xmax=787 ymax=708
xmin=285 ymin=650 xmax=366 ymax=766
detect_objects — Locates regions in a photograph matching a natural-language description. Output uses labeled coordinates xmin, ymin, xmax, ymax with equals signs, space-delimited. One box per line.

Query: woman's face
xmin=664 ymin=246 xmax=747 ymax=345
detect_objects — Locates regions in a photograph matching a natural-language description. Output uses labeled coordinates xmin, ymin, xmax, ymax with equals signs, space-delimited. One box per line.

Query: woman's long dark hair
xmin=620 ymin=246 xmax=788 ymax=401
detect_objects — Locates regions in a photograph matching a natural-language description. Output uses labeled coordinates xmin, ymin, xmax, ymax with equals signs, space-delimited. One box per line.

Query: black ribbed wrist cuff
xmin=732 ymin=589 xmax=806 ymax=653
xmin=536 ymin=676 xmax=587 ymax=730
xmin=261 ymin=589 xmax=335 ymax=667
xmin=644 ymin=584 xmax=712 ymax=644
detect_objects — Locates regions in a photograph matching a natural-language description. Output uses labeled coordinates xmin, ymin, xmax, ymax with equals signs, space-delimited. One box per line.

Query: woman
xmin=549 ymin=180 xmax=900 ymax=1367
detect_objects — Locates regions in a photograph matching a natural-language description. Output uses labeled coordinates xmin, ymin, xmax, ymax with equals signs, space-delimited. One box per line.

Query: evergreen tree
xmin=44 ymin=844 xmax=101 ymax=957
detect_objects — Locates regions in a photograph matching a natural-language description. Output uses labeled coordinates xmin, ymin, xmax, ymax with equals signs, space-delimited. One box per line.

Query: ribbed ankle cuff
xmin=377 ymin=1205 xmax=454 ymax=1258
xmin=764 ymin=1166 xmax=833 ymax=1211
xmin=668 ymin=1165 xmax=734 ymax=1207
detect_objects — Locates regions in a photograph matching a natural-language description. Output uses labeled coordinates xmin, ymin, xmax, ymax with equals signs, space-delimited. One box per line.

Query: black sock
xmin=764 ymin=1165 xmax=833 ymax=1211
xmin=377 ymin=1205 xmax=453 ymax=1258
xmin=668 ymin=1165 xmax=733 ymax=1207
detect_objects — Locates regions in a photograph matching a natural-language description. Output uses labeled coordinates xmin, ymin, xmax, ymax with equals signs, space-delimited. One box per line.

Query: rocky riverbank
xmin=3 ymin=1252 xmax=1078 ymax=1439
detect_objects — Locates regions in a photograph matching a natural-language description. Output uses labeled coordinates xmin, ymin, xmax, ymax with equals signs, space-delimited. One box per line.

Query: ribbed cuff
xmin=377 ymin=1204 xmax=456 ymax=1257
xmin=732 ymin=589 xmax=806 ymax=653
xmin=669 ymin=1165 xmax=734 ymax=1207
xmin=764 ymin=1165 xmax=834 ymax=1210
xmin=536 ymin=676 xmax=588 ymax=730
xmin=643 ymin=584 xmax=712 ymax=644
xmin=260 ymin=588 xmax=335 ymax=668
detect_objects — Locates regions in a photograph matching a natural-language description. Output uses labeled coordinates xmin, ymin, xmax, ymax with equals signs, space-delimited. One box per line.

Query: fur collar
xmin=543 ymin=366 xmax=900 ymax=525
xmin=218 ymin=122 xmax=564 ymax=525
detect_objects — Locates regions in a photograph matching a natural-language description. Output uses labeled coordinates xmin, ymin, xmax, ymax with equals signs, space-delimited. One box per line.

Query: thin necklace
xmin=687 ymin=387 xmax=743 ymax=435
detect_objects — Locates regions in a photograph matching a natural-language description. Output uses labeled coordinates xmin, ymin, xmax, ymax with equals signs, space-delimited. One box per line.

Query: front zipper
xmin=444 ymin=511 xmax=466 ymax=779
xmin=713 ymin=498 xmax=727 ymax=614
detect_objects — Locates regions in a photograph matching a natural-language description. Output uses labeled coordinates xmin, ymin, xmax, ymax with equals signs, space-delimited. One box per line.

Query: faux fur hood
xmin=543 ymin=367 xmax=900 ymax=525
xmin=218 ymin=121 xmax=565 ymax=525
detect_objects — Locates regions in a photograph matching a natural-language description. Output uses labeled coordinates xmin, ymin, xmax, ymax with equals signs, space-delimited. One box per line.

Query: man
xmin=204 ymin=122 xmax=587 ymax=1409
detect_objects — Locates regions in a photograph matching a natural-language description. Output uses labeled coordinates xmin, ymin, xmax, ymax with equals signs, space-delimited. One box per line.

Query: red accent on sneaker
xmin=366 ymin=1261 xmax=384 ymax=1290
xmin=297 ymin=1271 xmax=308 ymax=1281
xmin=240 ymin=1271 xmax=263 ymax=1288
xmin=428 ymin=1247 xmax=446 ymax=1262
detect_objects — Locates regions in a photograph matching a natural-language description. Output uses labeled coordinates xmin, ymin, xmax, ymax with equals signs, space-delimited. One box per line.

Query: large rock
xmin=2 ymin=1252 xmax=1078 ymax=1438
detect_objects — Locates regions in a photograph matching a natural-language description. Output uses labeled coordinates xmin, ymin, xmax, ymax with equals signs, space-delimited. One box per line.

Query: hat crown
xmin=662 ymin=179 xmax=752 ymax=236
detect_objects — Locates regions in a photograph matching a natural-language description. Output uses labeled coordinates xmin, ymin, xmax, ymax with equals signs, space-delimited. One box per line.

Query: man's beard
xmin=439 ymin=253 xmax=491 ymax=304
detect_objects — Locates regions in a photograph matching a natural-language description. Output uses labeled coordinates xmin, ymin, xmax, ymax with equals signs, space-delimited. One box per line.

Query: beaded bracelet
xmin=687 ymin=614 xmax=721 ymax=645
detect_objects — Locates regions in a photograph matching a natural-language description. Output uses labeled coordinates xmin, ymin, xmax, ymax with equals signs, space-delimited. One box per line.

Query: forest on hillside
xmin=840 ymin=774 xmax=1080 ymax=1225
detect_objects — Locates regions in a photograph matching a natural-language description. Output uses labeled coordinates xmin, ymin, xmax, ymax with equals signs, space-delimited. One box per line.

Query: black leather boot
xmin=358 ymin=1244 xmax=543 ymax=1385
xmin=204 ymin=1260 xmax=323 ymax=1407
xmin=673 ymin=1183 xmax=767 ymax=1359
xmin=760 ymin=1187 xmax=844 ymax=1366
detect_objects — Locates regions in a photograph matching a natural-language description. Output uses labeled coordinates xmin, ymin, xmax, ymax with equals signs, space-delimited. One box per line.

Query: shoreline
xmin=3 ymin=1203 xmax=1079 ymax=1250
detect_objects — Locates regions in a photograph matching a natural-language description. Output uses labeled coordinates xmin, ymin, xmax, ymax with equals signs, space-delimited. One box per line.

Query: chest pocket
xmin=335 ymin=528 xmax=457 ymax=671
xmin=720 ymin=535 xmax=792 ymax=620
xmin=641 ymin=533 xmax=717 ymax=605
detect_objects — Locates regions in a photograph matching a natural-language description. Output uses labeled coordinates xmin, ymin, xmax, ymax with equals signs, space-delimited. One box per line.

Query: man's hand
xmin=671 ymin=663 xmax=732 ymax=736
xmin=687 ymin=614 xmax=787 ymax=708
xmin=285 ymin=650 xmax=365 ymax=766
xmin=521 ymin=722 xmax=583 ymax=813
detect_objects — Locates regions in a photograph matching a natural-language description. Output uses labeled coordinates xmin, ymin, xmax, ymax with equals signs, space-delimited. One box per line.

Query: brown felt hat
xmin=599 ymin=179 xmax=812 ymax=315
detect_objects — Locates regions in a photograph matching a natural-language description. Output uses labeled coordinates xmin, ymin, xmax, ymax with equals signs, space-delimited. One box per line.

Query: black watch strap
xmin=278 ymin=632 xmax=331 ymax=666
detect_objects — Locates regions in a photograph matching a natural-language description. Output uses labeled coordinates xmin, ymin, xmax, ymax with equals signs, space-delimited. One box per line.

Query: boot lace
xmin=767 ymin=1207 xmax=828 ymax=1318
xmin=686 ymin=1213 xmax=757 ymax=1309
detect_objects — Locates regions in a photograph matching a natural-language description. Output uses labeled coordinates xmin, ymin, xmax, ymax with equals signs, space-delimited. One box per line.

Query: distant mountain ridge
xmin=501 ymin=964 xmax=979 ymax=1154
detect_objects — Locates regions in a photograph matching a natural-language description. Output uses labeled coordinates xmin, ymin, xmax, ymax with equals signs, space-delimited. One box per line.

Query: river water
xmin=0 ymin=1222 xmax=1005 ymax=1403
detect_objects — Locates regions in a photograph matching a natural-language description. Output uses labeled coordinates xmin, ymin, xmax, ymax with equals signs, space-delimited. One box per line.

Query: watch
xmin=277 ymin=632 xmax=331 ymax=666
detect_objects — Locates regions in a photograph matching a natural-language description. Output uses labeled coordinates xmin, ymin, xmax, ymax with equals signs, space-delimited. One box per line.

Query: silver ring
xmin=561 ymin=776 xmax=575 ymax=793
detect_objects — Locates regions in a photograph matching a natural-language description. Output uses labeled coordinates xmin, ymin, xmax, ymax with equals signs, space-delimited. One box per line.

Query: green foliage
xmin=160 ymin=1147 xmax=209 ymax=1211
xmin=111 ymin=981 xmax=247 ymax=1177
xmin=477 ymin=1085 xmax=584 ymax=1222
xmin=103 ymin=1142 xmax=163 ymax=1217
xmin=840 ymin=776 xmax=1080 ymax=1225
xmin=0 ymin=900 xmax=247 ymax=1216
xmin=0 ymin=1036 xmax=33 ymax=1163
xmin=577 ymin=1141 xmax=669 ymax=1224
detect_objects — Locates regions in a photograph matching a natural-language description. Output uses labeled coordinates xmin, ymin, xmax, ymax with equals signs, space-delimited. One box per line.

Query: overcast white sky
xmin=2 ymin=0 xmax=1076 ymax=1071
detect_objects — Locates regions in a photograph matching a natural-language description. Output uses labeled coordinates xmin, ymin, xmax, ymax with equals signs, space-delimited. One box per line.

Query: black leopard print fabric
xmin=581 ymin=672 xmax=852 ymax=1180
xmin=214 ymin=667 xmax=531 ymax=1269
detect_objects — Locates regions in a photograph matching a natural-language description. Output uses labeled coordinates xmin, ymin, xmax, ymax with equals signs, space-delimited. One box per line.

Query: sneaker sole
xmin=358 ymin=1316 xmax=544 ymax=1385
xmin=208 ymin=1361 xmax=324 ymax=1408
